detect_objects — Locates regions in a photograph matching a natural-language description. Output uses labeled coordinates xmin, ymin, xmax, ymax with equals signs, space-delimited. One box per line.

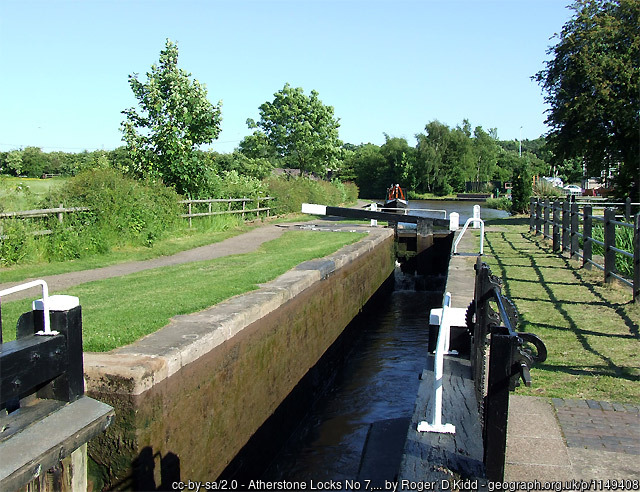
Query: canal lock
xmin=219 ymin=230 xmax=455 ymax=483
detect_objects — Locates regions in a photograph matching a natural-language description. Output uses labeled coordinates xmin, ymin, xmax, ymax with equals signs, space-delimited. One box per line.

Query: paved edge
xmin=84 ymin=225 xmax=394 ymax=395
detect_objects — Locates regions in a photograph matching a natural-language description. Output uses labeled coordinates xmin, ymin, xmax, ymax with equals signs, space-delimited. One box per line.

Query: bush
xmin=533 ymin=179 xmax=563 ymax=198
xmin=55 ymin=169 xmax=182 ymax=248
xmin=264 ymin=176 xmax=358 ymax=215
xmin=485 ymin=197 xmax=512 ymax=212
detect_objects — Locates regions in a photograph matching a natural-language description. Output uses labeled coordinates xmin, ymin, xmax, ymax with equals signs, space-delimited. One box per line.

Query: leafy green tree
xmin=5 ymin=150 xmax=23 ymax=176
xmin=240 ymin=83 xmax=342 ymax=176
xmin=347 ymin=143 xmax=387 ymax=198
xmin=473 ymin=126 xmax=499 ymax=184
xmin=121 ymin=39 xmax=222 ymax=196
xmin=511 ymin=160 xmax=532 ymax=213
xmin=535 ymin=0 xmax=639 ymax=200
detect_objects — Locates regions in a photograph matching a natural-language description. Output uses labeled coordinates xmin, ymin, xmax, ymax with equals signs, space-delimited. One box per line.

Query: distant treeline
xmin=0 ymin=120 xmax=583 ymax=199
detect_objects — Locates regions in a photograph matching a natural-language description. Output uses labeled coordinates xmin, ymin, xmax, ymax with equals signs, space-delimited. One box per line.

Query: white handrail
xmin=0 ymin=280 xmax=57 ymax=335
xmin=417 ymin=292 xmax=456 ymax=434
xmin=453 ymin=217 xmax=485 ymax=255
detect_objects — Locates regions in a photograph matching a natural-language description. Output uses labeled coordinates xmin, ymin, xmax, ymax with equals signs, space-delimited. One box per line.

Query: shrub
xmin=485 ymin=197 xmax=512 ymax=212
xmin=533 ymin=179 xmax=563 ymax=198
xmin=264 ymin=176 xmax=358 ymax=215
xmin=53 ymin=168 xmax=182 ymax=248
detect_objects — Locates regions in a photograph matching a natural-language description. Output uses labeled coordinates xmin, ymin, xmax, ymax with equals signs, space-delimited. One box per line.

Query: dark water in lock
xmin=260 ymin=268 xmax=446 ymax=481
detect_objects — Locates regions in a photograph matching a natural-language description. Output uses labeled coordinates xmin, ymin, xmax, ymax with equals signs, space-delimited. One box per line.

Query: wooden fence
xmin=1 ymin=197 xmax=275 ymax=240
xmin=179 ymin=197 xmax=274 ymax=227
xmin=0 ymin=205 xmax=91 ymax=239
xmin=529 ymin=197 xmax=640 ymax=303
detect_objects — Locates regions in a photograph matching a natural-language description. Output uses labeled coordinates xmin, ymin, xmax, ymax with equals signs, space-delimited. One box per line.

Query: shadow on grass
xmin=485 ymin=228 xmax=639 ymax=384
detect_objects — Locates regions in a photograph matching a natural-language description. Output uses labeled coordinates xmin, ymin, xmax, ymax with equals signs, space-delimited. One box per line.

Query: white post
xmin=418 ymin=292 xmax=456 ymax=434
xmin=473 ymin=205 xmax=481 ymax=229
xmin=449 ymin=212 xmax=459 ymax=231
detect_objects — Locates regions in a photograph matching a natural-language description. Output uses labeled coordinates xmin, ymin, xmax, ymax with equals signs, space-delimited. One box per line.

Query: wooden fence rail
xmin=529 ymin=197 xmax=640 ymax=303
xmin=0 ymin=197 xmax=275 ymax=239
xmin=0 ymin=205 xmax=92 ymax=239
xmin=179 ymin=197 xmax=274 ymax=227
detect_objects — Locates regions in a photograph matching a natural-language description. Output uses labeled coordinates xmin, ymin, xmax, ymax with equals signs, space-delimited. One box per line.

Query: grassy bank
xmin=0 ymin=230 xmax=364 ymax=352
xmin=482 ymin=216 xmax=639 ymax=403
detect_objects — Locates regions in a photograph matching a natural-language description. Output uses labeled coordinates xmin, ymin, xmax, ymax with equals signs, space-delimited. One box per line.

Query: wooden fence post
xmin=536 ymin=200 xmax=542 ymax=236
xmin=634 ymin=213 xmax=639 ymax=303
xmin=570 ymin=201 xmax=579 ymax=259
xmin=256 ymin=198 xmax=260 ymax=219
xmin=583 ymin=205 xmax=593 ymax=270
xmin=543 ymin=199 xmax=550 ymax=238
xmin=553 ymin=201 xmax=561 ymax=253
xmin=242 ymin=198 xmax=246 ymax=220
xmin=188 ymin=202 xmax=192 ymax=228
xmin=562 ymin=198 xmax=570 ymax=253
xmin=58 ymin=204 xmax=64 ymax=224
xmin=604 ymin=208 xmax=616 ymax=284
xmin=530 ymin=198 xmax=536 ymax=232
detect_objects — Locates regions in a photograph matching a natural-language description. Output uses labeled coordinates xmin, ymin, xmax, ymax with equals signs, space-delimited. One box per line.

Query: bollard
xmin=0 ymin=282 xmax=114 ymax=492
xmin=472 ymin=205 xmax=480 ymax=229
xmin=449 ymin=212 xmax=459 ymax=231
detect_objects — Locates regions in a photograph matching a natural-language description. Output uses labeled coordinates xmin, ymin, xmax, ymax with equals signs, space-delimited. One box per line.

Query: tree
xmin=535 ymin=0 xmax=639 ymax=200
xmin=121 ymin=39 xmax=222 ymax=196
xmin=240 ymin=83 xmax=342 ymax=176
xmin=511 ymin=160 xmax=532 ymax=214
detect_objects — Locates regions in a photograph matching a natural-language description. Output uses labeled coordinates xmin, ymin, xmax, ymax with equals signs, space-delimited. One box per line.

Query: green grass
xmin=481 ymin=216 xmax=639 ymax=403
xmin=1 ymin=230 xmax=363 ymax=352
xmin=0 ymin=176 xmax=68 ymax=211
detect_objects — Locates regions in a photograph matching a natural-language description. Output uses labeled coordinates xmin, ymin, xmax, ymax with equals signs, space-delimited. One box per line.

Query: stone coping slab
xmin=84 ymin=226 xmax=394 ymax=396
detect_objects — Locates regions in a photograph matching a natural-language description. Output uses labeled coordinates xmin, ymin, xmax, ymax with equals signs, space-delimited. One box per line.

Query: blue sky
xmin=0 ymin=0 xmax=573 ymax=154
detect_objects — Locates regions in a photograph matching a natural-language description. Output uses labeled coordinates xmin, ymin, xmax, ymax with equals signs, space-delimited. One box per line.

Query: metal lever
xmin=520 ymin=363 xmax=532 ymax=387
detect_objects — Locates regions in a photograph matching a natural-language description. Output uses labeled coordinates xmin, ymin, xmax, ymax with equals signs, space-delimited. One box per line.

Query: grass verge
xmin=0 ymin=214 xmax=316 ymax=284
xmin=0 ymin=230 xmax=363 ymax=352
xmin=481 ymin=216 xmax=639 ymax=403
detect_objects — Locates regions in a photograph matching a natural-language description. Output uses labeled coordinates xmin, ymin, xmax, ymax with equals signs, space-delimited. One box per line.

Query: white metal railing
xmin=0 ymin=280 xmax=57 ymax=335
xmin=453 ymin=218 xmax=485 ymax=255
xmin=418 ymin=291 xmax=456 ymax=434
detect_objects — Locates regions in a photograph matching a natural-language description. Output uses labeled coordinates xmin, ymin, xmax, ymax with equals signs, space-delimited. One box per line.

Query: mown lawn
xmin=0 ymin=230 xmax=363 ymax=352
xmin=481 ymin=217 xmax=639 ymax=403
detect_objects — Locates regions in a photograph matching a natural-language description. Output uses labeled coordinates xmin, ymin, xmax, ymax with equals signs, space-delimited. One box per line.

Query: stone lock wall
xmin=83 ymin=228 xmax=395 ymax=489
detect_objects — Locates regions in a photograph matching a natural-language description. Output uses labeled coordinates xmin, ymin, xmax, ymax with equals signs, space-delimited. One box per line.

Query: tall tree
xmin=535 ymin=0 xmax=639 ymax=199
xmin=240 ymin=83 xmax=342 ymax=176
xmin=121 ymin=39 xmax=222 ymax=196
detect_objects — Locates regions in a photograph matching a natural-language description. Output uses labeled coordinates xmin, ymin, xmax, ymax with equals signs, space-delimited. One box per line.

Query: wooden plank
xmin=0 ymin=396 xmax=114 ymax=492
xmin=0 ymin=335 xmax=67 ymax=405
xmin=399 ymin=356 xmax=485 ymax=482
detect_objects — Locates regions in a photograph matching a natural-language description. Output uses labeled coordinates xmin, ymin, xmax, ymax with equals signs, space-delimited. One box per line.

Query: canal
xmin=223 ymin=202 xmax=508 ymax=482
xmin=261 ymin=267 xmax=445 ymax=481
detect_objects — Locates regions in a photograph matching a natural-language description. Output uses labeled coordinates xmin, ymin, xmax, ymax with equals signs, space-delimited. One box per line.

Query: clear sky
xmin=0 ymin=0 xmax=573 ymax=155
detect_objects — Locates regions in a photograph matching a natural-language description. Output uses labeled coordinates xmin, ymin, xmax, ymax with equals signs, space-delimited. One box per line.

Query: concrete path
xmin=506 ymin=395 xmax=639 ymax=480
xmin=0 ymin=224 xmax=288 ymax=301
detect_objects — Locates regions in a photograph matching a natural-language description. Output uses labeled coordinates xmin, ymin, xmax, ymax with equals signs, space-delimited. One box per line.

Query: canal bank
xmin=83 ymin=223 xmax=396 ymax=489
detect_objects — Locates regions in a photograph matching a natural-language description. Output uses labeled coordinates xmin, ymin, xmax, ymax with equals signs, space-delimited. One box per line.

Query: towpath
xmin=0 ymin=223 xmax=289 ymax=301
